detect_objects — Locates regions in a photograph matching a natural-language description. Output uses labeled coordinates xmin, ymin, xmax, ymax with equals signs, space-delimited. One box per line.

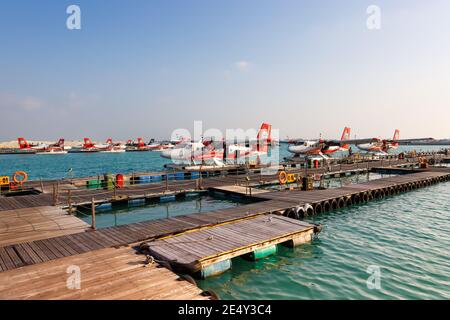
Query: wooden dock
xmin=0 ymin=200 xmax=292 ymax=272
xmin=141 ymin=214 xmax=316 ymax=276
xmin=0 ymin=169 xmax=448 ymax=273
xmin=255 ymin=170 xmax=450 ymax=216
xmin=0 ymin=206 xmax=89 ymax=247
xmin=0 ymin=246 xmax=210 ymax=300
xmin=0 ymin=159 xmax=448 ymax=298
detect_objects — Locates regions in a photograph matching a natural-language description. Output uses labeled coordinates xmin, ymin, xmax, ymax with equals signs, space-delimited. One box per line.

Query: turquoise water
xmin=0 ymin=151 xmax=170 ymax=180
xmin=0 ymin=145 xmax=447 ymax=181
xmin=198 ymin=181 xmax=450 ymax=300
xmin=76 ymin=194 xmax=246 ymax=229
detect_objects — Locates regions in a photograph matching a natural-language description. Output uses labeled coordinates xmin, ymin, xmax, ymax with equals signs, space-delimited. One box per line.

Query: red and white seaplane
xmin=126 ymin=138 xmax=180 ymax=151
xmin=287 ymin=127 xmax=368 ymax=158
xmin=80 ymin=138 xmax=126 ymax=153
xmin=17 ymin=138 xmax=68 ymax=154
xmin=160 ymin=123 xmax=272 ymax=166
xmin=355 ymin=129 xmax=400 ymax=155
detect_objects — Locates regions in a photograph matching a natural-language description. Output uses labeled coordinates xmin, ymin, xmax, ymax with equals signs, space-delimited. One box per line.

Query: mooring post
xmin=165 ymin=174 xmax=169 ymax=192
xmin=52 ymin=184 xmax=56 ymax=206
xmin=55 ymin=182 xmax=60 ymax=205
xmin=40 ymin=178 xmax=44 ymax=193
xmin=91 ymin=198 xmax=96 ymax=230
xmin=68 ymin=189 xmax=72 ymax=215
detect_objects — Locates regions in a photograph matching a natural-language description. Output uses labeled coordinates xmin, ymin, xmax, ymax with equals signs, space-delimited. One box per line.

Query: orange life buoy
xmin=13 ymin=171 xmax=28 ymax=184
xmin=278 ymin=171 xmax=288 ymax=185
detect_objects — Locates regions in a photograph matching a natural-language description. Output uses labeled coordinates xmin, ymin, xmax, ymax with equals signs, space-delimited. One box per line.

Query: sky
xmin=0 ymin=0 xmax=449 ymax=141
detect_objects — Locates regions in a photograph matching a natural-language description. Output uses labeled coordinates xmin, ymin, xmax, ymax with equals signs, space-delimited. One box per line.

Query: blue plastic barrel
xmin=160 ymin=194 xmax=176 ymax=202
xmin=190 ymin=172 xmax=200 ymax=179
xmin=175 ymin=172 xmax=184 ymax=180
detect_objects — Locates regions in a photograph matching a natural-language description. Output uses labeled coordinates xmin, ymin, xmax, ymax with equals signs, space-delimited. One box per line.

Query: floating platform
xmin=140 ymin=214 xmax=317 ymax=277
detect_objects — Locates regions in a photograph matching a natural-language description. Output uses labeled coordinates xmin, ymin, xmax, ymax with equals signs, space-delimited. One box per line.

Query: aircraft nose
xmin=161 ymin=150 xmax=171 ymax=159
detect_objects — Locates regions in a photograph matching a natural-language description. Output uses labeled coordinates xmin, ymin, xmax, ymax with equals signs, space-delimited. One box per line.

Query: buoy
xmin=330 ymin=199 xmax=338 ymax=210
xmin=345 ymin=196 xmax=353 ymax=206
xmin=284 ymin=208 xmax=298 ymax=220
xmin=13 ymin=171 xmax=28 ymax=185
xmin=322 ymin=201 xmax=331 ymax=212
xmin=352 ymin=194 xmax=361 ymax=204
xmin=337 ymin=197 xmax=345 ymax=208
xmin=304 ymin=204 xmax=314 ymax=216
xmin=313 ymin=203 xmax=323 ymax=215
xmin=361 ymin=192 xmax=369 ymax=202
xmin=296 ymin=206 xmax=305 ymax=218
xmin=278 ymin=171 xmax=288 ymax=185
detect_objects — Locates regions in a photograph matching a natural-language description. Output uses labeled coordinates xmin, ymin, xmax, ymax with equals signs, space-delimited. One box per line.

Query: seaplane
xmin=355 ymin=130 xmax=400 ymax=155
xmin=126 ymin=138 xmax=150 ymax=151
xmin=161 ymin=123 xmax=272 ymax=166
xmin=355 ymin=130 xmax=433 ymax=155
xmin=287 ymin=127 xmax=372 ymax=159
xmin=72 ymin=138 xmax=124 ymax=153
xmin=84 ymin=138 xmax=126 ymax=153
xmin=126 ymin=138 xmax=164 ymax=151
xmin=17 ymin=137 xmax=68 ymax=154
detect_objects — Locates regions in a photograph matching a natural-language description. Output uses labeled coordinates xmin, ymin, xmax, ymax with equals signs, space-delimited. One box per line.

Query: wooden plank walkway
xmin=0 ymin=194 xmax=53 ymax=211
xmin=142 ymin=214 xmax=315 ymax=274
xmin=0 ymin=206 xmax=89 ymax=247
xmin=0 ymin=200 xmax=289 ymax=272
xmin=0 ymin=246 xmax=210 ymax=300
xmin=255 ymin=170 xmax=450 ymax=214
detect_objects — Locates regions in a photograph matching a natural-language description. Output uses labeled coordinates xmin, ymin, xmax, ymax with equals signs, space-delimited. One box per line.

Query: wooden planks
xmin=0 ymin=206 xmax=89 ymax=247
xmin=0 ymin=246 xmax=210 ymax=300
xmin=256 ymin=170 xmax=450 ymax=205
xmin=0 ymin=194 xmax=53 ymax=211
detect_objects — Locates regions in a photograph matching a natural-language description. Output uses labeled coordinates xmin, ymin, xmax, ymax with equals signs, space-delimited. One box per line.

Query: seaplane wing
xmin=327 ymin=137 xmax=380 ymax=146
xmin=390 ymin=137 xmax=434 ymax=143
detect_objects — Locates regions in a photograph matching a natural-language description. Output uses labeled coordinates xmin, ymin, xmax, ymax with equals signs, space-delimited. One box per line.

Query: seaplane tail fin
xmin=106 ymin=138 xmax=113 ymax=145
xmin=83 ymin=138 xmax=94 ymax=148
xmin=341 ymin=127 xmax=351 ymax=141
xmin=257 ymin=123 xmax=272 ymax=142
xmin=18 ymin=137 xmax=30 ymax=149
xmin=256 ymin=122 xmax=272 ymax=153
xmin=137 ymin=138 xmax=145 ymax=147
xmin=56 ymin=138 xmax=65 ymax=147
xmin=393 ymin=129 xmax=400 ymax=141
